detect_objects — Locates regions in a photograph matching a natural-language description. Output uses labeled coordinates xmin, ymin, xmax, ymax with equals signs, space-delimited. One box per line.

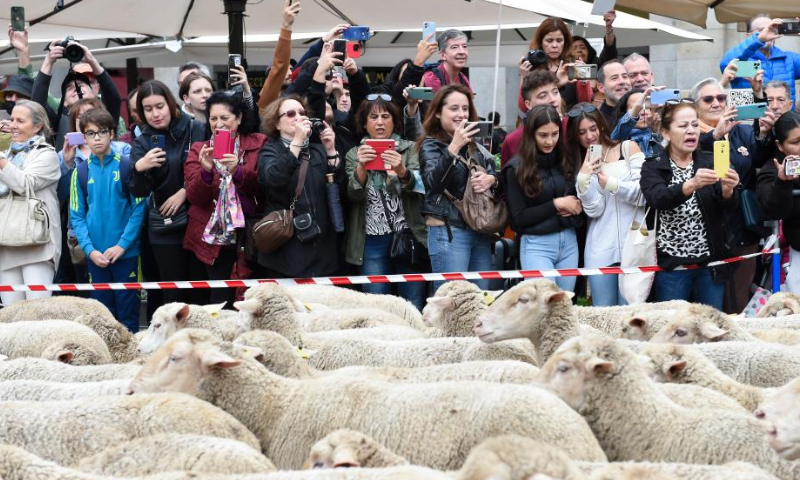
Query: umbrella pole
xmin=223 ymin=0 xmax=247 ymax=61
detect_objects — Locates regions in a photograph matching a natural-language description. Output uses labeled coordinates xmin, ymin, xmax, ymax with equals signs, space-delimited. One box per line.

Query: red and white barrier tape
xmin=0 ymin=248 xmax=779 ymax=292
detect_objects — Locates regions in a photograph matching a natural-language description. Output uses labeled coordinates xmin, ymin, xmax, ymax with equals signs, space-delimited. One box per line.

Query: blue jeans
xmin=655 ymin=268 xmax=724 ymax=310
xmin=361 ymin=234 xmax=427 ymax=311
xmin=88 ymin=256 xmax=140 ymax=333
xmin=590 ymin=271 xmax=626 ymax=307
xmin=428 ymin=225 xmax=492 ymax=291
xmin=520 ymin=229 xmax=579 ymax=292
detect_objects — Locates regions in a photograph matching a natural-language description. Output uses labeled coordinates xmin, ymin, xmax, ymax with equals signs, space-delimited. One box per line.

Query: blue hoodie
xmin=69 ymin=146 xmax=146 ymax=259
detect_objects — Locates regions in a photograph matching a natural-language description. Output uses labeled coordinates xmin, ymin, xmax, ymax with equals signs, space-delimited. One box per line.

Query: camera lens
xmin=64 ymin=43 xmax=85 ymax=63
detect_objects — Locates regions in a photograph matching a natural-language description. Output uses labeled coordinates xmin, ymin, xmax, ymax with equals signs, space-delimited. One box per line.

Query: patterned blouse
xmin=657 ymin=159 xmax=711 ymax=260
xmin=365 ymin=186 xmax=407 ymax=235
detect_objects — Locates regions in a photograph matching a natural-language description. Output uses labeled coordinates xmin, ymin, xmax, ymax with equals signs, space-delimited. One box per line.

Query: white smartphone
xmin=589 ymin=144 xmax=603 ymax=163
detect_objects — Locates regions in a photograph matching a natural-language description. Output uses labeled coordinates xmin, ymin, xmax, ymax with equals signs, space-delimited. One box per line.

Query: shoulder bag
xmin=0 ymin=181 xmax=51 ymax=247
xmin=618 ymin=201 xmax=657 ymax=304
xmin=444 ymin=146 xmax=508 ymax=235
xmin=377 ymin=192 xmax=429 ymax=270
xmin=252 ymin=155 xmax=309 ymax=254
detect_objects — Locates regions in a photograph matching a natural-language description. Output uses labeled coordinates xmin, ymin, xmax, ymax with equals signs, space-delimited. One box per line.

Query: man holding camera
xmin=32 ymin=38 xmax=122 ymax=150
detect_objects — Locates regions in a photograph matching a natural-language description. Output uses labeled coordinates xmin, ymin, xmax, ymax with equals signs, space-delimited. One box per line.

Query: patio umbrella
xmin=614 ymin=0 xmax=800 ymax=28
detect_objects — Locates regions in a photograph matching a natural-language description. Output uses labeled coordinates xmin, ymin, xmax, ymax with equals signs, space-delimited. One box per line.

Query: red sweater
xmin=183 ymin=133 xmax=267 ymax=266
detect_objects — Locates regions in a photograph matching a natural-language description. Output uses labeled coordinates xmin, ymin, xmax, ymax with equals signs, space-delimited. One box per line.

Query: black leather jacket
xmin=420 ymin=137 xmax=498 ymax=230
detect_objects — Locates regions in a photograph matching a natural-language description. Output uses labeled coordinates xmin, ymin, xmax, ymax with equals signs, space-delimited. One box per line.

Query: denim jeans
xmin=590 ymin=272 xmax=626 ymax=307
xmin=520 ymin=228 xmax=579 ymax=292
xmin=428 ymin=225 xmax=492 ymax=291
xmin=361 ymin=233 xmax=428 ymax=311
xmin=655 ymin=268 xmax=724 ymax=310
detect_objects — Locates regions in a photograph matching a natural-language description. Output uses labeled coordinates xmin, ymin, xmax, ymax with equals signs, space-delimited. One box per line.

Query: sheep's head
xmin=137 ymin=303 xmax=192 ymax=355
xmin=234 ymin=284 xmax=296 ymax=334
xmin=639 ymin=343 xmax=691 ymax=383
xmin=233 ymin=330 xmax=299 ymax=376
xmin=619 ymin=310 xmax=675 ymax=341
xmin=303 ymin=429 xmax=398 ymax=469
xmin=473 ymin=280 xmax=572 ymax=344
xmin=41 ymin=339 xmax=110 ymax=366
xmin=755 ymin=377 xmax=800 ymax=461
xmin=649 ymin=304 xmax=731 ymax=344
xmin=757 ymin=292 xmax=800 ymax=318
xmin=457 ymin=435 xmax=587 ymax=480
xmin=127 ymin=329 xmax=240 ymax=396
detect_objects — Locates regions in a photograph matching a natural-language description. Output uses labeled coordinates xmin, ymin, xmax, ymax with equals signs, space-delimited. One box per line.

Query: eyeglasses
xmin=83 ymin=129 xmax=111 ymax=139
xmin=664 ymin=98 xmax=696 ymax=107
xmin=699 ymin=94 xmax=728 ymax=104
xmin=567 ymin=104 xmax=597 ymax=118
xmin=279 ymin=109 xmax=306 ymax=119
xmin=366 ymin=94 xmax=392 ymax=102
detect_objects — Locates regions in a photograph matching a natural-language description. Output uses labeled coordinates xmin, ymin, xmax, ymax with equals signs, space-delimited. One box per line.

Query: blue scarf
xmin=0 ymin=135 xmax=45 ymax=197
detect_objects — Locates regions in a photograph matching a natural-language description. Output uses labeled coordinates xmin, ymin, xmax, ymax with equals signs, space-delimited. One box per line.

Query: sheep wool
xmin=538 ymin=336 xmax=800 ymax=480
xmin=304 ymin=429 xmax=410 ymax=469
xmin=128 ymin=330 xmax=607 ymax=470
xmin=757 ymin=376 xmax=800 ymax=461
xmin=749 ymin=328 xmax=800 ymax=346
xmin=737 ymin=315 xmax=800 ymax=331
xmin=690 ymin=341 xmax=800 ymax=388
xmin=757 ymin=291 xmax=800 ymax=318
xmin=582 ymin=461 xmax=781 ymax=480
xmin=0 ymin=379 xmax=129 ymax=401
xmin=574 ymin=300 xmax=689 ymax=335
xmin=137 ymin=302 xmax=239 ymax=355
xmin=0 ymin=320 xmax=112 ymax=365
xmin=74 ymin=434 xmax=276 ymax=475
xmin=0 ymin=357 xmax=140 ymax=382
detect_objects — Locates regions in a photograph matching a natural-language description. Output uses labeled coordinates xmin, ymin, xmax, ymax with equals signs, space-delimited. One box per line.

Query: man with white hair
xmin=422 ymin=29 xmax=472 ymax=94
xmin=622 ymin=53 xmax=655 ymax=90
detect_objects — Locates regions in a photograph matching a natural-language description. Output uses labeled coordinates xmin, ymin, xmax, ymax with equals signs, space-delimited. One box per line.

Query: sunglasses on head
xmin=567 ymin=104 xmax=598 ymax=118
xmin=279 ymin=108 xmax=306 ymax=119
xmin=700 ymin=94 xmax=727 ymax=104
xmin=664 ymin=98 xmax=696 ymax=107
xmin=366 ymin=93 xmax=392 ymax=102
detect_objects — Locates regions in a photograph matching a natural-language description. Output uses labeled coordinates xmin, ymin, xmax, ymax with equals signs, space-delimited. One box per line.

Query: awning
xmin=614 ymin=0 xmax=800 ymax=28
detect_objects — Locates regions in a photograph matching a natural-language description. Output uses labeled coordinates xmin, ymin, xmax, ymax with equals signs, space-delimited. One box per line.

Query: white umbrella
xmin=614 ymin=0 xmax=800 ymax=27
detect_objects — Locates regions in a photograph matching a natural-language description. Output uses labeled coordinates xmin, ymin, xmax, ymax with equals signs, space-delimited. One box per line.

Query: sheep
xmin=284 ymin=284 xmax=424 ymax=329
xmin=737 ymin=314 xmax=800 ymax=330
xmin=536 ymin=335 xmax=800 ymax=480
xmin=74 ymin=434 xmax=276 ymax=475
xmin=0 ymin=392 xmax=261 ymax=465
xmin=304 ymin=429 xmax=409 ymax=469
xmin=0 ymin=357 xmax=139 ymax=382
xmin=0 ymin=320 xmax=112 ymax=365
xmin=749 ymin=328 xmax=800 ymax=345
xmin=422 ymin=280 xmax=496 ymax=336
xmin=650 ymin=304 xmax=761 ymax=344
xmin=574 ymin=300 xmax=689 ymax=335
xmin=687 ymin=341 xmax=800 ymax=388
xmin=294 ymin=304 xmax=411 ymax=332
xmin=0 ymin=378 xmax=129 ymax=401
xmin=234 ymin=330 xmax=541 ymax=383
xmin=617 ymin=310 xmax=676 ymax=341
xmin=136 ymin=302 xmax=239 ymax=355
xmin=128 ymin=329 xmax=608 ymax=470
xmin=757 ymin=376 xmax=800 ymax=461
xmin=303 ymin=325 xmax=428 ymax=348
xmin=757 ymin=291 xmax=800 ymax=318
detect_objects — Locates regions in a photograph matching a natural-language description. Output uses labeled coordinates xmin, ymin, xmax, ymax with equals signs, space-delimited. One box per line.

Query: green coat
xmin=344 ymin=135 xmax=427 ymax=266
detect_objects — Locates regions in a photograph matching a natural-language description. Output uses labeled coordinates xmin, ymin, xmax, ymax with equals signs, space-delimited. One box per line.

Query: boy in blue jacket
xmin=69 ymin=109 xmax=145 ymax=332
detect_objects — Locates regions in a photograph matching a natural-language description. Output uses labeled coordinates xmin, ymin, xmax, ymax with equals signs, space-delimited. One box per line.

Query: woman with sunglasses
xmin=639 ymin=100 xmax=740 ymax=309
xmin=566 ymin=103 xmax=644 ymax=305
xmin=344 ymin=94 xmax=427 ymax=310
xmin=504 ymin=104 xmax=582 ymax=292
xmin=256 ymin=96 xmax=345 ymax=279
xmin=690 ymin=77 xmax=773 ymax=312
xmin=420 ymin=84 xmax=499 ymax=291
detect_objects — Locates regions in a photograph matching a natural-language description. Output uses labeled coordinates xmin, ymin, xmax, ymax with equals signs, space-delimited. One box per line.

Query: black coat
xmin=640 ymin=149 xmax=739 ymax=271
xmin=256 ymin=140 xmax=346 ymax=277
xmin=757 ymin=155 xmax=800 ymax=250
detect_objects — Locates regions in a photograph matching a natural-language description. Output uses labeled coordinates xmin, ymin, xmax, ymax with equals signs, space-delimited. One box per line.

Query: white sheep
xmin=304 ymin=429 xmax=409 ymax=469
xmin=757 ymin=376 xmax=800 ymax=461
xmin=617 ymin=310 xmax=676 ymax=341
xmin=574 ymin=300 xmax=690 ymax=335
xmin=757 ymin=291 xmax=800 ymax=318
xmin=0 ymin=357 xmax=139 ymax=382
xmin=537 ymin=335 xmax=800 ymax=480
xmin=0 ymin=378 xmax=129 ymax=401
xmin=303 ymin=325 xmax=428 ymax=348
xmin=0 ymin=320 xmax=112 ymax=365
xmin=737 ymin=314 xmax=800 ymax=330
xmin=748 ymin=328 xmax=800 ymax=345
xmin=649 ymin=304 xmax=761 ymax=344
xmin=136 ymin=302 xmax=239 ymax=355
xmin=688 ymin=341 xmax=800 ymax=388
xmin=74 ymin=434 xmax=276 ymax=475
xmin=128 ymin=329 xmax=608 ymax=470
xmin=0 ymin=392 xmax=261 ymax=465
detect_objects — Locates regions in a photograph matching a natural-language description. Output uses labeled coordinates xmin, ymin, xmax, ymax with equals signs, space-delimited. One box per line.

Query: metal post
xmin=773 ymin=222 xmax=781 ymax=293
xmin=223 ymin=0 xmax=247 ymax=61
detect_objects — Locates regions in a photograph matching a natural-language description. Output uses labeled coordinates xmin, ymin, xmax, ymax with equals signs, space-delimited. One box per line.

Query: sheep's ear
xmin=200 ymin=348 xmax=241 ymax=370
xmin=426 ymin=296 xmax=454 ymax=310
xmin=236 ymin=345 xmax=264 ymax=361
xmin=290 ymin=297 xmax=308 ymax=312
xmin=664 ymin=360 xmax=687 ymax=380
xmin=699 ymin=323 xmax=729 ymax=341
xmin=543 ymin=291 xmax=573 ymax=307
xmin=234 ymin=299 xmax=260 ymax=314
xmin=629 ymin=316 xmax=647 ymax=330
xmin=55 ymin=351 xmax=74 ymax=363
xmin=175 ymin=304 xmax=191 ymax=326
xmin=586 ymin=357 xmax=613 ymax=377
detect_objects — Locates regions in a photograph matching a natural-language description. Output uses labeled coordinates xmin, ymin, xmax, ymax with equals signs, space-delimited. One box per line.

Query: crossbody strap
xmin=291 ymin=151 xmax=310 ymax=209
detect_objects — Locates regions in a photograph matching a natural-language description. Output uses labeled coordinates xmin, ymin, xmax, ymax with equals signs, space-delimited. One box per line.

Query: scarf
xmin=202 ymin=135 xmax=245 ymax=245
xmin=0 ymin=135 xmax=45 ymax=197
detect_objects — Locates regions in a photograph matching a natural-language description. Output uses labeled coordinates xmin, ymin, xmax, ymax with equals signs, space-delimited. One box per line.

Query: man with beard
xmin=596 ymin=60 xmax=632 ymax=124
xmin=623 ymin=53 xmax=655 ymax=90
xmin=422 ymin=30 xmax=472 ymax=94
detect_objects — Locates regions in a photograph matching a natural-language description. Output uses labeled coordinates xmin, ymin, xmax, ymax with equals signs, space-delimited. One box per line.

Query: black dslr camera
xmin=47 ymin=36 xmax=85 ymax=63
xmin=526 ymin=50 xmax=548 ymax=71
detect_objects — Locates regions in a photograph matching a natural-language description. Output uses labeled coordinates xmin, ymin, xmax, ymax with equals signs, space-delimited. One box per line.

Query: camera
xmin=48 ymin=35 xmax=84 ymax=63
xmin=309 ymin=118 xmax=326 ymax=135
xmin=526 ymin=50 xmax=548 ymax=70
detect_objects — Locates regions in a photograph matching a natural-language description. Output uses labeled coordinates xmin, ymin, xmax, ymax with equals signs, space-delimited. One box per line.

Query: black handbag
xmin=148 ymin=196 xmax=188 ymax=234
xmin=741 ymin=189 xmax=770 ymax=236
xmin=378 ymin=193 xmax=429 ymax=270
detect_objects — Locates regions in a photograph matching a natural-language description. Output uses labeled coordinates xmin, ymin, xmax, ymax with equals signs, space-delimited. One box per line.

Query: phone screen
xmin=10 ymin=7 xmax=24 ymax=32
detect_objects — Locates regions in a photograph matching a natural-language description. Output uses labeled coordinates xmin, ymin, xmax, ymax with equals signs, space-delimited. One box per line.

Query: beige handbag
xmin=0 ymin=181 xmax=51 ymax=247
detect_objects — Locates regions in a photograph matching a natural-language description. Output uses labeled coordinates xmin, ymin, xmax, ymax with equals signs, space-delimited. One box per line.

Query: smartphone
xmin=422 ymin=21 xmax=436 ymax=42
xmin=213 ymin=129 xmax=234 ymax=159
xmin=10 ymin=6 xmax=24 ymax=32
xmin=408 ymin=87 xmax=434 ymax=101
xmin=332 ymin=39 xmax=347 ymax=60
xmin=346 ymin=42 xmax=362 ymax=59
xmin=66 ymin=132 xmax=84 ymax=146
xmin=342 ymin=26 xmax=370 ymax=41
xmin=714 ymin=140 xmax=730 ymax=179
xmin=589 ymin=144 xmax=603 ymax=163
xmin=785 ymin=156 xmax=800 ymax=176
xmin=150 ymin=134 xmax=166 ymax=150
xmin=735 ymin=103 xmax=767 ymax=121
xmin=735 ymin=60 xmax=761 ymax=78
xmin=228 ymin=54 xmax=242 ymax=85
xmin=365 ymin=139 xmax=396 ymax=170
xmin=467 ymin=121 xmax=493 ymax=138
xmin=567 ymin=64 xmax=598 ymax=81
xmin=649 ymin=89 xmax=681 ymax=106
xmin=778 ymin=20 xmax=800 ymax=35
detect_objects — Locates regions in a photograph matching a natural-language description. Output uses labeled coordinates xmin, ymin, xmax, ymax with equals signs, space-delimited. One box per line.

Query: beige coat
xmin=0 ymin=143 xmax=61 ymax=271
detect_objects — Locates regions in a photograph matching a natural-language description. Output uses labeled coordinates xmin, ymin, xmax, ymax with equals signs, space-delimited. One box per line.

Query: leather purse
xmin=147 ymin=196 xmax=188 ymax=234
xmin=378 ymin=193 xmax=429 ymax=270
xmin=0 ymin=182 xmax=51 ymax=247
xmin=252 ymin=155 xmax=309 ymax=254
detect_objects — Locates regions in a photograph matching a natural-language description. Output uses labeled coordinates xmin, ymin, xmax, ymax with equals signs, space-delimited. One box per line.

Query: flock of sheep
xmin=0 ymin=278 xmax=798 ymax=479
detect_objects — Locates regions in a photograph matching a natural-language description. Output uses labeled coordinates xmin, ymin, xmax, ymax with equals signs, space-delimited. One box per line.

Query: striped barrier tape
xmin=0 ymin=248 xmax=779 ymax=293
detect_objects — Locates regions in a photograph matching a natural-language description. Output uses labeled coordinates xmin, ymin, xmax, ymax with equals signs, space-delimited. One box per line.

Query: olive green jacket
xmin=344 ymin=134 xmax=427 ymax=266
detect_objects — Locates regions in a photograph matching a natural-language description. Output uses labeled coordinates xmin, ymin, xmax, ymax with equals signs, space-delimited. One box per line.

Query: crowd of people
xmin=1 ymin=0 xmax=800 ymax=331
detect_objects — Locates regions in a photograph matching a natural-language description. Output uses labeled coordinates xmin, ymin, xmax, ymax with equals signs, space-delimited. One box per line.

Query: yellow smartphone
xmin=713 ymin=140 xmax=730 ymax=179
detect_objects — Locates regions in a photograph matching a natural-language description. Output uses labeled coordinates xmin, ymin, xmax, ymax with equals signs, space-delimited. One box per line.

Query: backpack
xmin=76 ymin=153 xmax=132 ymax=200
xmin=428 ymin=63 xmax=470 ymax=89
xmin=444 ymin=144 xmax=509 ymax=235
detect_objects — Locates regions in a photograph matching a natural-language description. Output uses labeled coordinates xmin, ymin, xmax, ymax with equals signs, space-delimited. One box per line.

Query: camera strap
xmin=290 ymin=150 xmax=310 ymax=210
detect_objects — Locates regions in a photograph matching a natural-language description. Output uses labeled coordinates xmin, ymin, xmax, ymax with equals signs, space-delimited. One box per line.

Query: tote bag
xmin=619 ymin=203 xmax=657 ymax=304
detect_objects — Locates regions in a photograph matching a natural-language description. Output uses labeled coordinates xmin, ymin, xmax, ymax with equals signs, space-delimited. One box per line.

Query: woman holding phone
xmin=345 ymin=94 xmax=426 ymax=310
xmin=129 ymin=80 xmax=208 ymax=305
xmin=184 ymin=92 xmax=266 ymax=306
xmin=420 ymin=84 xmax=499 ymax=291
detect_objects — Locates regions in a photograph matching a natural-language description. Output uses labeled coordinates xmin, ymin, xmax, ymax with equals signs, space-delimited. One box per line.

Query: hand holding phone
xmin=734 ymin=103 xmax=767 ymax=121
xmin=407 ymin=87 xmax=433 ymax=101
xmin=422 ymin=21 xmax=436 ymax=42
xmin=649 ymin=89 xmax=681 ymax=106
xmin=10 ymin=6 xmax=25 ymax=32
